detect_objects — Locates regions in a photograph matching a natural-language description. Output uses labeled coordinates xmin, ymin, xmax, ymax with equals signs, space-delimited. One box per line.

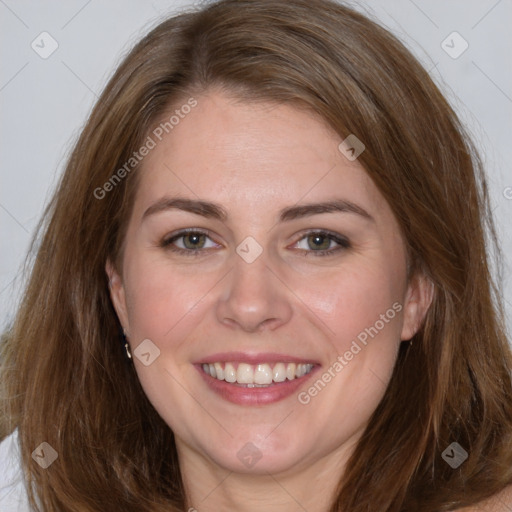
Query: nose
xmin=215 ymin=249 xmax=293 ymax=333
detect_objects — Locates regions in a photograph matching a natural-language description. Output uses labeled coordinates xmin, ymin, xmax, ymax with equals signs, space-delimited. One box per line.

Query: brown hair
xmin=1 ymin=0 xmax=512 ymax=510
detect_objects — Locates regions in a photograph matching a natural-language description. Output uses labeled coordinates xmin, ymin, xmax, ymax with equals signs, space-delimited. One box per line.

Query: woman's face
xmin=108 ymin=90 xmax=430 ymax=477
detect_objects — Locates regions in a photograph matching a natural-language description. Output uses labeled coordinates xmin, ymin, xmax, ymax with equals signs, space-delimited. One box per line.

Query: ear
xmin=106 ymin=260 xmax=130 ymax=334
xmin=400 ymin=272 xmax=434 ymax=341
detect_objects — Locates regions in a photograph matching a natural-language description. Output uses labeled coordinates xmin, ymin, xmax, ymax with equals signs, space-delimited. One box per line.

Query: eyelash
xmin=160 ymin=228 xmax=351 ymax=257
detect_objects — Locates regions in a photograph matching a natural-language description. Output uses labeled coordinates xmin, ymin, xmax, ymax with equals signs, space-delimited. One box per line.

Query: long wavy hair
xmin=1 ymin=0 xmax=511 ymax=510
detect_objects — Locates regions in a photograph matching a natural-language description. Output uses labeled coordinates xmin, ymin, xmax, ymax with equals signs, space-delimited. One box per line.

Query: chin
xmin=199 ymin=430 xmax=310 ymax=475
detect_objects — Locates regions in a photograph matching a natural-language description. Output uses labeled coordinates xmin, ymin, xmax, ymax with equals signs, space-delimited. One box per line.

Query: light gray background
xmin=1 ymin=0 xmax=511 ymax=335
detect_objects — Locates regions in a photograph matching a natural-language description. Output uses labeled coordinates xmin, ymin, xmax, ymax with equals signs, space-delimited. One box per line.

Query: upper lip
xmin=195 ymin=352 xmax=320 ymax=365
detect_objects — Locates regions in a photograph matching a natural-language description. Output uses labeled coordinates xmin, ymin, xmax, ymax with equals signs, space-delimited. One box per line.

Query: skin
xmin=107 ymin=89 xmax=433 ymax=511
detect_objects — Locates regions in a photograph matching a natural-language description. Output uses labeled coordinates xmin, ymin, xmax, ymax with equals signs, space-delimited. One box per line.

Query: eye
xmin=293 ymin=230 xmax=350 ymax=256
xmin=161 ymin=229 xmax=220 ymax=255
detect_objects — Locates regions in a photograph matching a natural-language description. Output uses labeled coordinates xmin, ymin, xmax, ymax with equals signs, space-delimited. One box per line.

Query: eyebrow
xmin=142 ymin=197 xmax=374 ymax=223
xmin=279 ymin=200 xmax=373 ymax=222
xmin=143 ymin=197 xmax=228 ymax=222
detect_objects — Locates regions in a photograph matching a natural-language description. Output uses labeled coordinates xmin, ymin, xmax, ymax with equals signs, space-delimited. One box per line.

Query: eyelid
xmin=294 ymin=228 xmax=349 ymax=243
xmin=162 ymin=227 xmax=215 ymax=243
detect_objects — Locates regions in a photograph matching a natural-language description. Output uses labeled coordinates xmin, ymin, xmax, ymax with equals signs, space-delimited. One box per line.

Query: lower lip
xmin=195 ymin=365 xmax=319 ymax=406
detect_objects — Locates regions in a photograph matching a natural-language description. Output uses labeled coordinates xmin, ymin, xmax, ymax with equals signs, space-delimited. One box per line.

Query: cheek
xmin=295 ymin=260 xmax=406 ymax=421
xmin=120 ymin=257 xmax=213 ymax=422
xmin=122 ymin=255 xmax=214 ymax=340
xmin=296 ymin=262 xmax=406 ymax=350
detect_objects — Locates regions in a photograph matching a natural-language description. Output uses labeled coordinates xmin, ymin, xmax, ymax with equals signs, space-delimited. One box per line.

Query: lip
xmin=194 ymin=352 xmax=320 ymax=406
xmin=195 ymin=351 xmax=319 ymax=366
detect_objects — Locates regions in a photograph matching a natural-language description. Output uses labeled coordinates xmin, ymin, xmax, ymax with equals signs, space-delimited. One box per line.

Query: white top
xmin=0 ymin=430 xmax=32 ymax=511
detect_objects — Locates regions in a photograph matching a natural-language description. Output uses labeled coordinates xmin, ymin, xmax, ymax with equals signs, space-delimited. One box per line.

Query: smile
xmin=201 ymin=362 xmax=315 ymax=387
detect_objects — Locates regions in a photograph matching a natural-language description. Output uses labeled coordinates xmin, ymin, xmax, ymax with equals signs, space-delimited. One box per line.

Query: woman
xmin=1 ymin=0 xmax=512 ymax=510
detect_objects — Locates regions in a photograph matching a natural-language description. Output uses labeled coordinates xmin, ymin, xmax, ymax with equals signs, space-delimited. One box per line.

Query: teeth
xmin=224 ymin=362 xmax=237 ymax=383
xmin=254 ymin=364 xmax=272 ymax=385
xmin=201 ymin=362 xmax=314 ymax=385
xmin=273 ymin=363 xmax=287 ymax=383
xmin=214 ymin=362 xmax=224 ymax=380
xmin=237 ymin=363 xmax=254 ymax=384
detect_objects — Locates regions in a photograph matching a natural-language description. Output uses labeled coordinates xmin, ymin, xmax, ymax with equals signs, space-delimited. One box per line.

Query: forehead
xmin=131 ymin=91 xmax=385 ymax=219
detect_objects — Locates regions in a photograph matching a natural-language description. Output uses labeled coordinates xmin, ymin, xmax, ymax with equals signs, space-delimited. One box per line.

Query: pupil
xmin=184 ymin=233 xmax=204 ymax=249
xmin=309 ymin=234 xmax=329 ymax=250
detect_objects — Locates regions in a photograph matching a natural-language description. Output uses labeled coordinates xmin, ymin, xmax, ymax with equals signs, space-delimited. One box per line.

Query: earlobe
xmin=400 ymin=273 xmax=434 ymax=341
xmin=105 ymin=260 xmax=130 ymax=333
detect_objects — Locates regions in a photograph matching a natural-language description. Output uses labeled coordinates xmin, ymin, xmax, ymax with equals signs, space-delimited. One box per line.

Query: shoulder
xmin=0 ymin=429 xmax=32 ymax=511
xmin=455 ymin=484 xmax=512 ymax=511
